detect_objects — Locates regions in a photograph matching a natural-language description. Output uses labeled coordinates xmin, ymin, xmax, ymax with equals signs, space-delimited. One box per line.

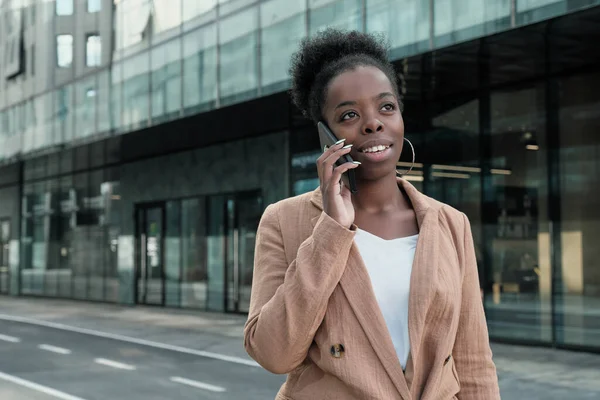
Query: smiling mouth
xmin=360 ymin=144 xmax=392 ymax=154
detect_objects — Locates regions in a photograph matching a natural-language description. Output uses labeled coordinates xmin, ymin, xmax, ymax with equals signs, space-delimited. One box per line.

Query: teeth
xmin=362 ymin=145 xmax=390 ymax=153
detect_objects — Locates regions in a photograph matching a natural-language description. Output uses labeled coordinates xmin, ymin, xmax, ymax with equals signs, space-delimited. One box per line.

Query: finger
xmin=317 ymin=139 xmax=346 ymax=166
xmin=317 ymin=140 xmax=347 ymax=180
xmin=327 ymin=161 xmax=360 ymax=191
xmin=320 ymin=145 xmax=353 ymax=182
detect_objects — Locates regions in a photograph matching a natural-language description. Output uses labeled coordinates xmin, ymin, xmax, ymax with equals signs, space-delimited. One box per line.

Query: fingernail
xmin=335 ymin=139 xmax=346 ymax=145
xmin=352 ymin=161 xmax=361 ymax=165
xmin=342 ymin=144 xmax=353 ymax=149
xmin=323 ymin=145 xmax=329 ymax=152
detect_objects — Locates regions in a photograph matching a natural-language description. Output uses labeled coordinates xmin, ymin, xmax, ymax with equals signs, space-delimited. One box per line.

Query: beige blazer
xmin=244 ymin=178 xmax=500 ymax=400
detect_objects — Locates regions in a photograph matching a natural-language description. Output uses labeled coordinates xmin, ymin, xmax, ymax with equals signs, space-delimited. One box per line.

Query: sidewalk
xmin=1 ymin=296 xmax=599 ymax=399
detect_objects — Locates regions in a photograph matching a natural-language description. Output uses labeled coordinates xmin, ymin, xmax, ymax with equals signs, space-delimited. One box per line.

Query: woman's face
xmin=322 ymin=65 xmax=404 ymax=181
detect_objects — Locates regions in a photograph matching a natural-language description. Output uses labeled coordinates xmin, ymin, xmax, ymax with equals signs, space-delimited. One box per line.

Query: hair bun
xmin=289 ymin=28 xmax=390 ymax=119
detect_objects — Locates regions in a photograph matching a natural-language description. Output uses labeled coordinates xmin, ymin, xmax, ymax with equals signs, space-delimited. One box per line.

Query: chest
xmin=354 ymin=208 xmax=419 ymax=240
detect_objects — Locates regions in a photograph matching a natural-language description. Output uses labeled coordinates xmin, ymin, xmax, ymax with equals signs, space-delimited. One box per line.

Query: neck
xmin=351 ymin=172 xmax=410 ymax=213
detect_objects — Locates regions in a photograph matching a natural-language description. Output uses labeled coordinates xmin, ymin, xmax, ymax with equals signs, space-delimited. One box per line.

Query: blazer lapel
xmin=398 ymin=178 xmax=440 ymax=392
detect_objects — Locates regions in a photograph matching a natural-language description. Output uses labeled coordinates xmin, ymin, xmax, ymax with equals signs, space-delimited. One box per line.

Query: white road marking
xmin=0 ymin=371 xmax=88 ymax=400
xmin=0 ymin=333 xmax=20 ymax=343
xmin=170 ymin=376 xmax=226 ymax=393
xmin=38 ymin=344 xmax=72 ymax=355
xmin=0 ymin=314 xmax=259 ymax=367
xmin=94 ymin=358 xmax=136 ymax=371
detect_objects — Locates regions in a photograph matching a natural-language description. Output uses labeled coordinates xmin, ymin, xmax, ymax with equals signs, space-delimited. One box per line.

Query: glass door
xmin=226 ymin=192 xmax=263 ymax=313
xmin=0 ymin=219 xmax=10 ymax=294
xmin=136 ymin=204 xmax=165 ymax=305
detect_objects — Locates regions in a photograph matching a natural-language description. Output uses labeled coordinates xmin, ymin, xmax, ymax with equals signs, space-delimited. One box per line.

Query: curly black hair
xmin=289 ymin=28 xmax=400 ymax=124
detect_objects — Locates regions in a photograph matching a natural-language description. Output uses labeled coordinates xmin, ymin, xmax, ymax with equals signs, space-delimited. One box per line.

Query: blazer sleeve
xmin=243 ymin=203 xmax=355 ymax=374
xmin=454 ymin=213 xmax=501 ymax=399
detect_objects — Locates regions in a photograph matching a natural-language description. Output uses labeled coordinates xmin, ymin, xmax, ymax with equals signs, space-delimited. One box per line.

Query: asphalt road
xmin=0 ymin=319 xmax=285 ymax=400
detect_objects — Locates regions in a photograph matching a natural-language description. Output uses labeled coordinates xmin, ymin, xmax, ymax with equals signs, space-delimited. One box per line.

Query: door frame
xmin=134 ymin=202 xmax=166 ymax=306
xmin=223 ymin=190 xmax=263 ymax=314
xmin=0 ymin=218 xmax=10 ymax=295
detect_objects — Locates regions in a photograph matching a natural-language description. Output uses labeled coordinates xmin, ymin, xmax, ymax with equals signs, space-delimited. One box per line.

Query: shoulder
xmin=260 ymin=190 xmax=319 ymax=228
xmin=417 ymin=194 xmax=469 ymax=241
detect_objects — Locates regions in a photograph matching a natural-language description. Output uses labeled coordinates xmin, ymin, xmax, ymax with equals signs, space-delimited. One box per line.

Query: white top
xmin=354 ymin=228 xmax=418 ymax=369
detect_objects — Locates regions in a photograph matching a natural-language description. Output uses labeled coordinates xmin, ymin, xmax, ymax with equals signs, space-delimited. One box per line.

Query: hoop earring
xmin=396 ymin=137 xmax=416 ymax=177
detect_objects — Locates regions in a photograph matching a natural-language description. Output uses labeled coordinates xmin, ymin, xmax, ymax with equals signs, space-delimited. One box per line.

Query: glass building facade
xmin=1 ymin=0 xmax=600 ymax=352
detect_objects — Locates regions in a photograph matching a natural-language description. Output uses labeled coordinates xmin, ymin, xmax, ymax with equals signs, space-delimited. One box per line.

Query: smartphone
xmin=317 ymin=121 xmax=358 ymax=194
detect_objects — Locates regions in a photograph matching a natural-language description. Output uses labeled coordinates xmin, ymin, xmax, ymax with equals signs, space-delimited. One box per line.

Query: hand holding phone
xmin=316 ymin=122 xmax=360 ymax=228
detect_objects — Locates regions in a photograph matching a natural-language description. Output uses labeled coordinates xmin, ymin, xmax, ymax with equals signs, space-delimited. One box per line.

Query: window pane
xmin=165 ymin=200 xmax=181 ymax=307
xmin=88 ymin=0 xmax=101 ymax=13
xmin=152 ymin=0 xmax=182 ymax=34
xmin=56 ymin=35 xmax=73 ymax=68
xmin=485 ymin=84 xmax=552 ymax=344
xmin=122 ymin=52 xmax=150 ymax=130
xmin=182 ymin=0 xmax=217 ymax=28
xmin=115 ymin=0 xmax=151 ymax=50
xmin=260 ymin=0 xmax=306 ymax=95
xmin=97 ymin=70 xmax=111 ymax=134
xmin=182 ymin=197 xmax=207 ymax=309
xmin=309 ymin=0 xmax=362 ymax=35
xmin=366 ymin=0 xmax=430 ymax=59
xmin=434 ymin=0 xmax=511 ymax=48
xmin=110 ymin=63 xmax=123 ymax=132
xmin=183 ymin=24 xmax=217 ymax=114
xmin=75 ymin=76 xmax=97 ymax=139
xmin=56 ymin=0 xmax=73 ymax=16
xmin=516 ymin=0 xmax=567 ymax=25
xmin=218 ymin=7 xmax=259 ymax=106
xmin=86 ymin=35 xmax=102 ymax=67
xmin=151 ymin=39 xmax=182 ymax=124
xmin=53 ymin=84 xmax=74 ymax=144
xmin=557 ymin=71 xmax=600 ymax=348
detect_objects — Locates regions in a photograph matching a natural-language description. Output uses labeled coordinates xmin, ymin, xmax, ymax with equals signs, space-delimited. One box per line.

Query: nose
xmin=362 ymin=118 xmax=383 ymax=134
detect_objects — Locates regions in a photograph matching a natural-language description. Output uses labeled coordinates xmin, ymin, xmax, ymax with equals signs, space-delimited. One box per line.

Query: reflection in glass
xmin=165 ymin=201 xmax=181 ymax=307
xmin=56 ymin=0 xmax=73 ymax=16
xmin=183 ymin=24 xmax=218 ymax=114
xmin=122 ymin=52 xmax=150 ymax=130
xmin=56 ymin=35 xmax=73 ymax=68
xmin=434 ymin=0 xmax=511 ymax=47
xmin=485 ymin=84 xmax=552 ymax=343
xmin=75 ymin=76 xmax=97 ymax=139
xmin=516 ymin=0 xmax=567 ymax=25
xmin=86 ymin=35 xmax=102 ymax=67
xmin=88 ymin=0 xmax=101 ymax=13
xmin=182 ymin=0 xmax=217 ymax=25
xmin=557 ymin=71 xmax=600 ymax=348
xmin=309 ymin=0 xmax=362 ymax=35
xmin=53 ymin=85 xmax=74 ymax=144
xmin=366 ymin=0 xmax=430 ymax=58
xmin=182 ymin=198 xmax=207 ymax=309
xmin=260 ymin=0 xmax=306 ymax=95
xmin=110 ymin=63 xmax=123 ymax=132
xmin=97 ymin=70 xmax=111 ymax=134
xmin=219 ymin=8 xmax=259 ymax=105
xmin=152 ymin=0 xmax=182 ymax=34
xmin=151 ymin=40 xmax=182 ymax=124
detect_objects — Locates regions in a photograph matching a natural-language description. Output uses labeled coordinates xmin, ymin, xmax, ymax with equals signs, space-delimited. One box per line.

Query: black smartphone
xmin=317 ymin=121 xmax=358 ymax=194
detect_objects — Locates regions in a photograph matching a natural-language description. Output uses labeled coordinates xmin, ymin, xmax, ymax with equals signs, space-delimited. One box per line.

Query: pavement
xmin=0 ymin=296 xmax=599 ymax=400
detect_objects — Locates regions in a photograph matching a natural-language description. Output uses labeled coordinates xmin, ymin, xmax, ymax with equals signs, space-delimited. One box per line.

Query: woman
xmin=244 ymin=29 xmax=500 ymax=400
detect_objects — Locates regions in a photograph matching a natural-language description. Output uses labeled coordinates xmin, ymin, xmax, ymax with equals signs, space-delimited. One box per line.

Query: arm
xmin=244 ymin=203 xmax=355 ymax=374
xmin=454 ymin=213 xmax=501 ymax=399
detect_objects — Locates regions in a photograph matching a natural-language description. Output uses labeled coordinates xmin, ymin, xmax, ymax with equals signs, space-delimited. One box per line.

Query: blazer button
xmin=330 ymin=344 xmax=345 ymax=358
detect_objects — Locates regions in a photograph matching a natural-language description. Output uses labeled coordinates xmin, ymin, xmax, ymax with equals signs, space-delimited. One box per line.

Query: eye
xmin=341 ymin=111 xmax=358 ymax=121
xmin=381 ymin=103 xmax=396 ymax=112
